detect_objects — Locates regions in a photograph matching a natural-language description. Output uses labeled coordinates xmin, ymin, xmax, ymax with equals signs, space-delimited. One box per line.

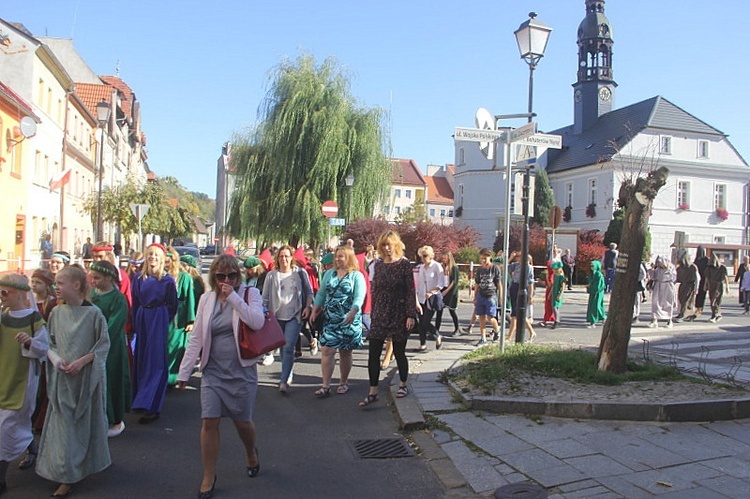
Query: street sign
xmin=454 ymin=127 xmax=506 ymax=143
xmin=329 ymin=217 xmax=346 ymax=226
xmin=514 ymin=133 xmax=563 ymax=149
xmin=513 ymin=172 xmax=536 ymax=217
xmin=214 ymin=237 xmax=219 ymax=242
xmin=321 ymin=200 xmax=339 ymax=218
xmin=509 ymin=122 xmax=537 ymax=142
xmin=129 ymin=203 xmax=150 ymax=220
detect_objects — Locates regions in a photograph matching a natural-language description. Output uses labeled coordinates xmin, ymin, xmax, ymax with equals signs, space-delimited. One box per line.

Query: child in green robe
xmin=586 ymin=260 xmax=607 ymax=328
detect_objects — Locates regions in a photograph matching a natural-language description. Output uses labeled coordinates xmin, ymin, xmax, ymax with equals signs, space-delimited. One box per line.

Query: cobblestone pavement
xmin=400 ymin=286 xmax=750 ymax=497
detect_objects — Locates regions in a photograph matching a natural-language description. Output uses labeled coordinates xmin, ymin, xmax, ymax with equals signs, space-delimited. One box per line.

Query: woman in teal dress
xmin=165 ymin=247 xmax=195 ymax=386
xmin=310 ymin=246 xmax=366 ymax=397
xmin=586 ymin=260 xmax=607 ymax=327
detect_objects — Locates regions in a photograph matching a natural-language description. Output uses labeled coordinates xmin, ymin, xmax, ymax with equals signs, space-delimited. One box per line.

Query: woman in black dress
xmin=359 ymin=230 xmax=417 ymax=406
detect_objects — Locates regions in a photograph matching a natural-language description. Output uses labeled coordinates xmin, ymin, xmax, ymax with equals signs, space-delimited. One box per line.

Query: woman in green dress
xmin=165 ymin=247 xmax=196 ymax=386
xmin=586 ymin=260 xmax=607 ymax=327
xmin=89 ymin=261 xmax=131 ymax=438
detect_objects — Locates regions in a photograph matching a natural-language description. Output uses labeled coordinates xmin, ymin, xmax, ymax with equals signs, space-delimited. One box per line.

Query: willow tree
xmin=229 ymin=54 xmax=392 ymax=246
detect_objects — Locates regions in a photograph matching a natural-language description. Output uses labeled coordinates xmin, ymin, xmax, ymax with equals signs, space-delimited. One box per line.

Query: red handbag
xmin=238 ymin=287 xmax=286 ymax=359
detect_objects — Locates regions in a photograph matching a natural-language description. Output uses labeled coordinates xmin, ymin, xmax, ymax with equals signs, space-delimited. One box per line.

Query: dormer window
xmin=697 ymin=140 xmax=709 ymax=159
xmin=660 ymin=136 xmax=672 ymax=155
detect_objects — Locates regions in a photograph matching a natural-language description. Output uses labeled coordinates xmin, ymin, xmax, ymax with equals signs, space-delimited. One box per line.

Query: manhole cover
xmin=350 ymin=438 xmax=415 ymax=459
xmin=494 ymin=483 xmax=547 ymax=498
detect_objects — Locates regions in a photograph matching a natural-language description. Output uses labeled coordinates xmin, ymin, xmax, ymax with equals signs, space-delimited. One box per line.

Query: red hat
xmin=294 ymin=247 xmax=308 ymax=266
xmin=258 ymin=249 xmax=274 ymax=270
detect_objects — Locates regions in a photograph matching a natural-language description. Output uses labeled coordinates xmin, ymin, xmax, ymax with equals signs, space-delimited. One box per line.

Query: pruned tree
xmin=597 ymin=166 xmax=669 ymax=372
xmin=229 ymin=53 xmax=392 ymax=247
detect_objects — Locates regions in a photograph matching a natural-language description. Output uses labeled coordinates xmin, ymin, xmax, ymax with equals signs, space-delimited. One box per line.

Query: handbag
xmin=238 ymin=287 xmax=286 ymax=359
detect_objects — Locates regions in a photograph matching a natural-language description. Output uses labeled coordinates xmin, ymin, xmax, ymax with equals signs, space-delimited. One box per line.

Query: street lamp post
xmin=95 ymin=100 xmax=111 ymax=242
xmin=513 ymin=12 xmax=552 ymax=343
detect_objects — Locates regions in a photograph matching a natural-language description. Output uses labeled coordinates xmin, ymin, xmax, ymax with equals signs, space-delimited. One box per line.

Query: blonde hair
xmin=442 ymin=251 xmax=456 ymax=275
xmin=57 ymin=265 xmax=90 ymax=300
xmin=142 ymin=245 xmax=166 ymax=280
xmin=165 ymin=246 xmax=180 ymax=280
xmin=376 ymin=230 xmax=404 ymax=259
xmin=419 ymin=245 xmax=434 ymax=258
xmin=335 ymin=246 xmax=359 ymax=272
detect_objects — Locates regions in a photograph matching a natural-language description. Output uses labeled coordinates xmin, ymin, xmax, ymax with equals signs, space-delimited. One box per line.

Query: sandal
xmin=358 ymin=394 xmax=379 ymax=407
xmin=315 ymin=386 xmax=331 ymax=398
xmin=336 ymin=384 xmax=349 ymax=395
xmin=396 ymin=385 xmax=409 ymax=398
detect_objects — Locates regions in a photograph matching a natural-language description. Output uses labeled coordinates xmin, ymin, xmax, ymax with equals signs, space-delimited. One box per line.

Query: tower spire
xmin=573 ymin=0 xmax=617 ymax=134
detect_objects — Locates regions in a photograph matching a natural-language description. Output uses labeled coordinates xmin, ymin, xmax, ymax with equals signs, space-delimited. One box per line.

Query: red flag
xmin=49 ymin=168 xmax=71 ymax=191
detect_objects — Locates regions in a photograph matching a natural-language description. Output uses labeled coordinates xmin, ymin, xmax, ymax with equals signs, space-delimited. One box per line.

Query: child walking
xmin=586 ymin=260 xmax=607 ymax=328
xmin=36 ymin=265 xmax=111 ymax=497
xmin=0 ymin=273 xmax=48 ymax=495
xmin=550 ymin=261 xmax=566 ymax=328
xmin=89 ymin=261 xmax=132 ymax=438
xmin=30 ymin=268 xmax=57 ymax=433
xmin=472 ymin=248 xmax=502 ymax=346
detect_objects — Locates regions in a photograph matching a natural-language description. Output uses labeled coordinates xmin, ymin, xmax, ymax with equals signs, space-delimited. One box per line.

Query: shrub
xmin=575 ymin=230 xmax=605 ymax=282
xmin=454 ymin=246 xmax=480 ymax=265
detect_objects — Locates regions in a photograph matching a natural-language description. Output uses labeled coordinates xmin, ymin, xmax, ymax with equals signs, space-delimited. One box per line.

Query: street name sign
xmin=509 ymin=122 xmax=537 ymax=142
xmin=515 ymin=133 xmax=563 ymax=149
xmin=454 ymin=127 xmax=506 ymax=143
xmin=329 ymin=217 xmax=346 ymax=226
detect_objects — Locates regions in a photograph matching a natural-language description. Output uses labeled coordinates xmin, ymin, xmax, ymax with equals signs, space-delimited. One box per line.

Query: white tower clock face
xmin=599 ymin=87 xmax=612 ymax=102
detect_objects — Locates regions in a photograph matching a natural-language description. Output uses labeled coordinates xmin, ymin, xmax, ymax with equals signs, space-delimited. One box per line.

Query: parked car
xmin=199 ymin=244 xmax=216 ymax=255
xmin=174 ymin=246 xmax=202 ymax=269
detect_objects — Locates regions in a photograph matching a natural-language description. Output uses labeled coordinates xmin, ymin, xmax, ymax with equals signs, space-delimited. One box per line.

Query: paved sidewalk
xmin=395 ymin=287 xmax=750 ymax=497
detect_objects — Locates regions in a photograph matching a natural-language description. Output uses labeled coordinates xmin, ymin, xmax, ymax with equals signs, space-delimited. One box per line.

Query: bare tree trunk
xmin=597 ymin=167 xmax=669 ymax=373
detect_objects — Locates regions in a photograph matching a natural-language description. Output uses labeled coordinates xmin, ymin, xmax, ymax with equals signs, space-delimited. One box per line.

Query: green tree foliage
xmin=493 ymin=223 xmax=548 ymax=266
xmin=531 ymin=168 xmax=555 ymax=228
xmin=159 ymin=176 xmax=216 ymax=222
xmin=80 ymin=175 xmax=192 ymax=242
xmin=603 ymin=207 xmax=651 ymax=260
xmin=229 ymin=54 xmax=392 ymax=247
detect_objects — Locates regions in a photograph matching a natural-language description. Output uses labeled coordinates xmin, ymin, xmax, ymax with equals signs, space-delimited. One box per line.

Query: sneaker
xmin=108 ymin=421 xmax=125 ymax=438
xmin=294 ymin=350 xmax=303 ymax=358
xmin=309 ymin=339 xmax=319 ymax=356
xmin=474 ymin=338 xmax=488 ymax=347
xmin=586 ymin=323 xmax=595 ymax=329
xmin=261 ymin=354 xmax=275 ymax=367
xmin=492 ymin=330 xmax=499 ymax=341
xmin=666 ymin=321 xmax=673 ymax=329
xmin=462 ymin=326 xmax=473 ymax=334
xmin=648 ymin=321 xmax=658 ymax=328
xmin=709 ymin=317 xmax=717 ymax=323
xmin=715 ymin=315 xmax=722 ymax=322
xmin=450 ymin=329 xmax=462 ymax=338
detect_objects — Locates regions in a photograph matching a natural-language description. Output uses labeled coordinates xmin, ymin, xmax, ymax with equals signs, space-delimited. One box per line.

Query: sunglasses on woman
xmin=215 ymin=272 xmax=239 ymax=281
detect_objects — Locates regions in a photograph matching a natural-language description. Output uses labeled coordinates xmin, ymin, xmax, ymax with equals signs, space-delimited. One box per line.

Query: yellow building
xmin=0 ymin=82 xmax=40 ymax=271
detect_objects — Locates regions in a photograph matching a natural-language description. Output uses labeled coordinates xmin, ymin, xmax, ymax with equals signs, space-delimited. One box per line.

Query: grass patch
xmin=455 ymin=343 xmax=688 ymax=392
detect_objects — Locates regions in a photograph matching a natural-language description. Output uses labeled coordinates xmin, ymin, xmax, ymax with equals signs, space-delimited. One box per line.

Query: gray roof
xmin=546 ymin=96 xmax=728 ymax=174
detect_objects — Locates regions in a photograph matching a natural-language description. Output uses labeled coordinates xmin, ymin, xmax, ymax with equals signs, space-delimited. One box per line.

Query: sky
xmin=3 ymin=1 xmax=749 ymax=197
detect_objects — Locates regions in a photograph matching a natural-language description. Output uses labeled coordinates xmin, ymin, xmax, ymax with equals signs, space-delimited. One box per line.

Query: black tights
xmin=367 ymin=337 xmax=408 ymax=386
xmin=435 ymin=307 xmax=459 ymax=331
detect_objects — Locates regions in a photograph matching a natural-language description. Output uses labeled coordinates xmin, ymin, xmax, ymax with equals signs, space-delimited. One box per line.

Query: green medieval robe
xmin=91 ymin=288 xmax=132 ymax=425
xmin=36 ymin=303 xmax=111 ymax=484
xmin=586 ymin=261 xmax=607 ymax=324
xmin=167 ymin=271 xmax=195 ymax=386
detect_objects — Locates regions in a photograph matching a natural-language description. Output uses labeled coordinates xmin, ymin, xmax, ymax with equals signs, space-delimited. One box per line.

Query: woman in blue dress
xmin=131 ymin=243 xmax=178 ymax=424
xmin=310 ymin=246 xmax=366 ymax=397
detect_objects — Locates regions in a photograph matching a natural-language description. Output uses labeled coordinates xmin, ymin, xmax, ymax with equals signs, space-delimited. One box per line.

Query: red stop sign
xmin=322 ymin=200 xmax=339 ymax=218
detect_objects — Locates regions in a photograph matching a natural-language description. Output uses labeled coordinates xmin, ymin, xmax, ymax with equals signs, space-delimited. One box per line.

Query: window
xmin=35 ymin=151 xmax=42 ymax=183
xmin=458 ymin=148 xmax=465 ymax=166
xmin=697 ymin=140 xmax=709 ymax=159
xmin=405 ymin=190 xmax=412 ymax=199
xmin=588 ymin=178 xmax=597 ymax=205
xmin=440 ymin=209 xmax=446 ymax=217
xmin=394 ymin=188 xmax=401 ymax=199
xmin=383 ymin=205 xmax=390 ymax=215
xmin=37 ymin=79 xmax=44 ymax=108
xmin=458 ymin=184 xmax=464 ymax=207
xmin=677 ymin=181 xmax=690 ymax=209
xmin=660 ymin=136 xmax=671 ymax=155
xmin=394 ymin=206 xmax=401 ymax=215
xmin=714 ymin=236 xmax=725 ymax=244
xmin=429 ymin=208 xmax=435 ymax=217
xmin=448 ymin=210 xmax=454 ymax=217
xmin=714 ymin=183 xmax=726 ymax=210
xmin=565 ymin=182 xmax=573 ymax=207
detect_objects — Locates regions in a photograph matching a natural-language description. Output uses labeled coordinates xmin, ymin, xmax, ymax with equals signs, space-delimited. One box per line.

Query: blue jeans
xmin=277 ymin=318 xmax=301 ymax=385
xmin=605 ymin=268 xmax=615 ymax=293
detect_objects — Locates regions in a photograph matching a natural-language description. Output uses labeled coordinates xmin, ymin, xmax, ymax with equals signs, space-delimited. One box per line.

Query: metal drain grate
xmin=350 ymin=438 xmax=415 ymax=459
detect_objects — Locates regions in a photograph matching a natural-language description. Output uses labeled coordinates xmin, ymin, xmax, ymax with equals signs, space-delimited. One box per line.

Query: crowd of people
xmin=2 ymin=232 xmax=745 ymax=497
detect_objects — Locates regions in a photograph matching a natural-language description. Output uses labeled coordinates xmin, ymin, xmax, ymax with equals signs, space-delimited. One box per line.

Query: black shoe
xmin=19 ymin=451 xmax=37 ymax=470
xmin=138 ymin=413 xmax=160 ymax=424
xmin=247 ymin=448 xmax=260 ymax=478
xmin=198 ymin=475 xmax=217 ymax=499
xmin=492 ymin=331 xmax=499 ymax=341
